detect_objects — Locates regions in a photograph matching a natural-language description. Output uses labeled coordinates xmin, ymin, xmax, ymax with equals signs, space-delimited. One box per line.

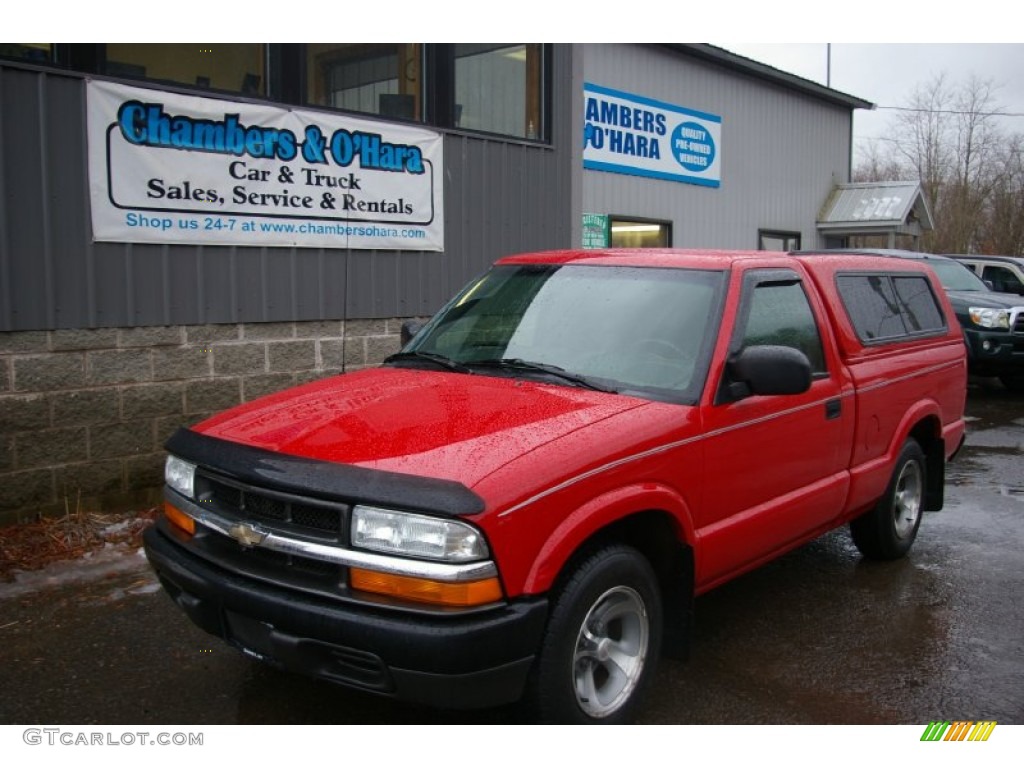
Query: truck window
xmin=837 ymin=274 xmax=946 ymax=342
xmin=981 ymin=265 xmax=1024 ymax=295
xmin=891 ymin=276 xmax=947 ymax=333
xmin=740 ymin=282 xmax=826 ymax=374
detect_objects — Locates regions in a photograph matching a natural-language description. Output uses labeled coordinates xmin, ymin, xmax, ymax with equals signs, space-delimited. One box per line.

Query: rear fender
xmin=847 ymin=399 xmax=943 ymax=519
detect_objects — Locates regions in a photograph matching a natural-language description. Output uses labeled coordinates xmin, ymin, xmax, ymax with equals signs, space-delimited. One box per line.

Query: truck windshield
xmin=929 ymin=259 xmax=990 ymax=292
xmin=398 ymin=264 xmax=727 ymax=403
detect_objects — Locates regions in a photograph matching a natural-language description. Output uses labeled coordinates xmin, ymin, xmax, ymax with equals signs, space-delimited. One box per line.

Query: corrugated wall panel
xmin=0 ymin=45 xmax=573 ymax=331
xmin=580 ymin=45 xmax=853 ymax=250
xmin=2 ymin=68 xmax=50 ymax=329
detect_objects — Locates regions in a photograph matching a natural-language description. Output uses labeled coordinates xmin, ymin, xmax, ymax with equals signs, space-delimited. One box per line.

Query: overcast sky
xmin=710 ymin=43 xmax=1024 ymax=162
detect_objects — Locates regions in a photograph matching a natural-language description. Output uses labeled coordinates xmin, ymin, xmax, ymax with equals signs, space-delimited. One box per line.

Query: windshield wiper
xmin=469 ymin=358 xmax=616 ymax=393
xmin=384 ymin=351 xmax=473 ymax=374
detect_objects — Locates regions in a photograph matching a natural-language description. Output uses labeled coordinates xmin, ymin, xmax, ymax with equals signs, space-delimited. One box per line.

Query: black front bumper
xmin=144 ymin=525 xmax=548 ymax=710
xmin=963 ymin=327 xmax=1024 ymax=378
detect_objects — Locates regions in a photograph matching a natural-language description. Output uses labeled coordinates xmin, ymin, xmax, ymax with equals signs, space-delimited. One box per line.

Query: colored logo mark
xmin=920 ymin=721 xmax=997 ymax=742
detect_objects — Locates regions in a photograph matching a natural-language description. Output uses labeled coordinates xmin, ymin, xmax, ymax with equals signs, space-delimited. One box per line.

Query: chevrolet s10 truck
xmin=144 ymin=249 xmax=967 ymax=723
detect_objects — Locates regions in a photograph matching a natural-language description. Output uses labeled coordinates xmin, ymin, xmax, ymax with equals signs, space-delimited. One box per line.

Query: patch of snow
xmin=0 ymin=546 xmax=153 ymax=601
xmin=99 ymin=519 xmax=136 ymax=536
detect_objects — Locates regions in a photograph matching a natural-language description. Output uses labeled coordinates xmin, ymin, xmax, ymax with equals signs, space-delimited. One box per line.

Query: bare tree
xmin=863 ymin=73 xmax=1013 ymax=255
xmin=853 ymin=138 xmax=905 ymax=183
xmin=981 ymin=133 xmax=1024 ymax=256
xmin=944 ymin=75 xmax=1003 ymax=253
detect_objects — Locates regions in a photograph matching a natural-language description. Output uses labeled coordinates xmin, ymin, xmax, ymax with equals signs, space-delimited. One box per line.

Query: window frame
xmin=835 ymin=271 xmax=949 ymax=346
xmin=609 ymin=216 xmax=672 ymax=248
xmin=758 ymin=229 xmax=802 ymax=252
xmin=729 ymin=269 xmax=829 ymax=378
xmin=10 ymin=43 xmax=553 ymax=143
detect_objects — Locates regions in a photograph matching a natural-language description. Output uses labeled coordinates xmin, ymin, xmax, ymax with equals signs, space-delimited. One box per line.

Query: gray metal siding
xmin=580 ymin=44 xmax=854 ymax=250
xmin=0 ymin=47 xmax=573 ymax=331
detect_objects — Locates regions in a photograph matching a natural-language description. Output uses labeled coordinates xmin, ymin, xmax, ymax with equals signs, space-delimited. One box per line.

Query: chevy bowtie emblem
xmin=228 ymin=522 xmax=268 ymax=548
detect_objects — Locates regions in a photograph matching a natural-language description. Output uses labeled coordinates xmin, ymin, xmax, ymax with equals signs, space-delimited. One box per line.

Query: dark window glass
xmin=837 ymin=275 xmax=906 ymax=341
xmin=741 ymin=282 xmax=826 ymax=373
xmin=454 ymin=44 xmax=542 ymax=139
xmin=104 ymin=44 xmax=265 ymax=95
xmin=306 ymin=44 xmax=422 ymax=121
xmin=892 ymin=276 xmax=946 ymax=333
xmin=0 ymin=44 xmax=53 ymax=64
xmin=981 ymin=265 xmax=1024 ymax=294
xmin=758 ymin=230 xmax=801 ymax=251
xmin=837 ymin=274 xmax=947 ymax=342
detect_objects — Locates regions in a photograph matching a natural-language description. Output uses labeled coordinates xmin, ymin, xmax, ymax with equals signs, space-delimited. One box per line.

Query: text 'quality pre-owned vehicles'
xmin=144 ymin=249 xmax=967 ymax=723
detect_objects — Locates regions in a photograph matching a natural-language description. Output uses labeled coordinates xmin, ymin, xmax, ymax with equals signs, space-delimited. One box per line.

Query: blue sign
xmin=583 ymin=83 xmax=722 ymax=188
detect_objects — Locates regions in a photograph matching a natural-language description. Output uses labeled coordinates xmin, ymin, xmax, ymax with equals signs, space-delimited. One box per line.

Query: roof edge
xmin=663 ymin=44 xmax=874 ymax=111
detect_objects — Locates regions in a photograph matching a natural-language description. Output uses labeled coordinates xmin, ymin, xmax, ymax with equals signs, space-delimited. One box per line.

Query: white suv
xmin=950 ymin=255 xmax=1024 ymax=296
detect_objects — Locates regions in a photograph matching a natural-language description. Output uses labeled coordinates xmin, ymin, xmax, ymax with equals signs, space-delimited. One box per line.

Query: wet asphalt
xmin=0 ymin=380 xmax=1021 ymax=725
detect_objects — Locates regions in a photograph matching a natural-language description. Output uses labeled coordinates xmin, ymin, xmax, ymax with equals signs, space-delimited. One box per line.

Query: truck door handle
xmin=825 ymin=398 xmax=842 ymax=420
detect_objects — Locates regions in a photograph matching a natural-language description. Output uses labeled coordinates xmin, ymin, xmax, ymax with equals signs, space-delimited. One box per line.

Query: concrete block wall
xmin=0 ymin=320 xmax=406 ymax=525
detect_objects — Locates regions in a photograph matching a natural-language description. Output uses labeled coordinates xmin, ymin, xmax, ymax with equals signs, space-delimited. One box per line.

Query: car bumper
xmin=962 ymin=328 xmax=1024 ymax=377
xmin=143 ymin=525 xmax=548 ymax=709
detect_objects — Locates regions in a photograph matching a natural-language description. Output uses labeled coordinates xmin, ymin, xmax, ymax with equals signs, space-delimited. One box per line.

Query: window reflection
xmin=307 ymin=44 xmax=422 ymax=121
xmin=104 ymin=44 xmax=265 ymax=95
xmin=454 ymin=44 xmax=542 ymax=139
xmin=0 ymin=44 xmax=52 ymax=64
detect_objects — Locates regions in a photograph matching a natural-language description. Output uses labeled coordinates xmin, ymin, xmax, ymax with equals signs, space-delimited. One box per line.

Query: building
xmin=0 ymin=43 xmax=872 ymax=522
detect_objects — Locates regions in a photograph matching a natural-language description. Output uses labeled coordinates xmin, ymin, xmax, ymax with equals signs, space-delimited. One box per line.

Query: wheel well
xmin=552 ymin=511 xmax=693 ymax=660
xmin=908 ymin=416 xmax=945 ymax=511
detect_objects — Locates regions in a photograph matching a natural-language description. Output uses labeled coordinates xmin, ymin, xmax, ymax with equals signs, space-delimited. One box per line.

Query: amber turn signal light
xmin=350 ymin=568 xmax=502 ymax=607
xmin=164 ymin=500 xmax=196 ymax=536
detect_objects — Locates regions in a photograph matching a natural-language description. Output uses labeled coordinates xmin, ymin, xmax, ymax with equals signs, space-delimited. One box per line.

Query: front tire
xmin=850 ymin=438 xmax=926 ymax=560
xmin=530 ymin=544 xmax=662 ymax=724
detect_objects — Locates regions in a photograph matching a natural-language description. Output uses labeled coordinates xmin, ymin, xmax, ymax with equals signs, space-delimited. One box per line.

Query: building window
xmin=453 ymin=44 xmax=542 ymax=139
xmin=0 ymin=44 xmax=53 ymax=64
xmin=610 ymin=218 xmax=671 ymax=248
xmin=306 ymin=44 xmax=423 ymax=121
xmin=3 ymin=43 xmax=552 ymax=142
xmin=103 ymin=44 xmax=266 ymax=95
xmin=759 ymin=230 xmax=801 ymax=251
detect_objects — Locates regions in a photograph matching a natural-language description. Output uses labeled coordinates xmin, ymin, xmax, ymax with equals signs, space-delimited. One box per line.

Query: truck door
xmin=697 ymin=267 xmax=850 ymax=587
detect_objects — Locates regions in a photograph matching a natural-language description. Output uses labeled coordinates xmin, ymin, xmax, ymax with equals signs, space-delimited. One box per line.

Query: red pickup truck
xmin=144 ymin=249 xmax=967 ymax=723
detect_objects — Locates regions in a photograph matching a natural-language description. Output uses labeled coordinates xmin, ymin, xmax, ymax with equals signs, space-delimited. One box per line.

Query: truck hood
xmin=193 ymin=367 xmax=653 ymax=492
xmin=945 ymin=289 xmax=1024 ymax=310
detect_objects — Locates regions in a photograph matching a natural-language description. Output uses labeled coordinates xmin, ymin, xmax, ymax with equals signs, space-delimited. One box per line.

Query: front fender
xmin=520 ymin=483 xmax=695 ymax=594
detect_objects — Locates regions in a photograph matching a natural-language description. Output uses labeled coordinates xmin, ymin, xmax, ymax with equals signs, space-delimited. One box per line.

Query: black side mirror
xmin=400 ymin=319 xmax=425 ymax=347
xmin=721 ymin=345 xmax=812 ymax=402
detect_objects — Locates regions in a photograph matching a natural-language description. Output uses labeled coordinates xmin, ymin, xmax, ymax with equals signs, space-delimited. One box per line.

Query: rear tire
xmin=850 ymin=438 xmax=926 ymax=560
xmin=529 ymin=544 xmax=662 ymax=724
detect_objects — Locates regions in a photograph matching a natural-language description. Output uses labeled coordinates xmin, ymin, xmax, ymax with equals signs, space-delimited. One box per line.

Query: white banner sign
xmin=583 ymin=83 xmax=721 ymax=188
xmin=87 ymin=80 xmax=444 ymax=250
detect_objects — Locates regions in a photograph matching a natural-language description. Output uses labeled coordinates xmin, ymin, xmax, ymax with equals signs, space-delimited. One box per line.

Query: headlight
xmin=351 ymin=505 xmax=489 ymax=562
xmin=165 ymin=455 xmax=196 ymax=499
xmin=969 ymin=307 xmax=1010 ymax=329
